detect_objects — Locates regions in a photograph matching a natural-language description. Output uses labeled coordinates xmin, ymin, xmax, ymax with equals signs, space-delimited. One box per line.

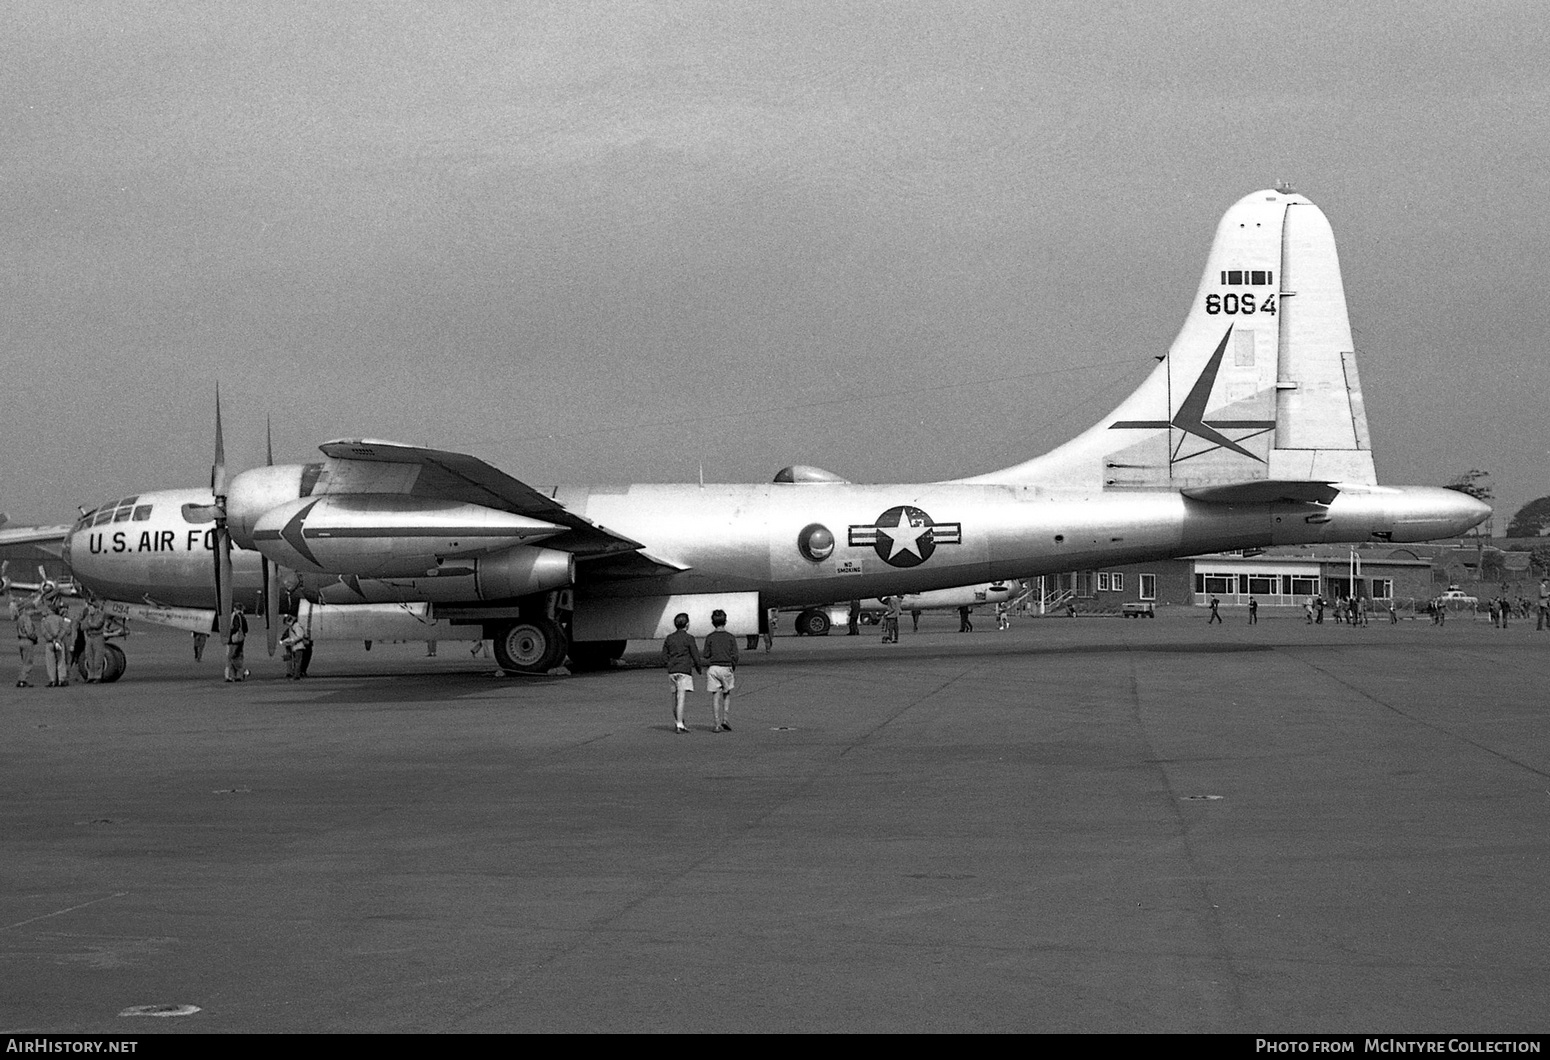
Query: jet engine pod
xmin=249 ymin=494 xmax=565 ymax=577
xmin=472 ymin=545 xmax=575 ymax=601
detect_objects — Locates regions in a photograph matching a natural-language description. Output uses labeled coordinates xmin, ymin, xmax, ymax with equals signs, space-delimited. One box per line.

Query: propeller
xmin=263 ymin=415 xmax=281 ymax=657
xmin=211 ymin=387 xmax=234 ymax=645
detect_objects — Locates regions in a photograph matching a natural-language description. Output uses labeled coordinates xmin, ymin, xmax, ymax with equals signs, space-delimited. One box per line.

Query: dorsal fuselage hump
xmin=964 ymin=188 xmax=1377 ymax=490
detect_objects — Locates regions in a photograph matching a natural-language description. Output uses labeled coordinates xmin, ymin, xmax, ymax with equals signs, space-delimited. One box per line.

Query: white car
xmin=1435 ymin=589 xmax=1478 ymax=609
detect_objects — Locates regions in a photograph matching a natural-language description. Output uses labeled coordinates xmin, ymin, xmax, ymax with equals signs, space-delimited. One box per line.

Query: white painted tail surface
xmin=968 ymin=188 xmax=1377 ymax=490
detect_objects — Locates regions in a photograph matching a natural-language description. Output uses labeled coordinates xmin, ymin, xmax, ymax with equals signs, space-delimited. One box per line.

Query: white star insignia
xmin=878 ymin=509 xmax=931 ymax=562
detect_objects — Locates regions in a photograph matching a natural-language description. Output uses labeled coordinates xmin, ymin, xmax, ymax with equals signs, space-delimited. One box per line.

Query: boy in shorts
xmin=702 ymin=609 xmax=739 ymax=732
xmin=662 ymin=612 xmax=703 ymax=734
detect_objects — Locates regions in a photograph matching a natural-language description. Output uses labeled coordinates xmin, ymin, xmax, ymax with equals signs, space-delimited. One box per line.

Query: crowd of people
xmin=6 ymin=581 xmax=113 ymax=687
xmin=15 ymin=577 xmax=1548 ymax=693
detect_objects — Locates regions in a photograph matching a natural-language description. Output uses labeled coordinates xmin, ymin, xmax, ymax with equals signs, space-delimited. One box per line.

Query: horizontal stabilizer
xmin=1182 ymin=481 xmax=1340 ymax=505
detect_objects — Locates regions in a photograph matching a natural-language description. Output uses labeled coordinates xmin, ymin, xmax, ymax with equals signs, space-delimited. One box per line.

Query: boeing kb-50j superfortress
xmin=57 ymin=188 xmax=1488 ymax=678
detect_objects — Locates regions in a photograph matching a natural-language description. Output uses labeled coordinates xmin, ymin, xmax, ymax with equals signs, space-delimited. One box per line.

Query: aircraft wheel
xmin=100 ymin=643 xmax=127 ymax=684
xmin=795 ymin=608 xmax=831 ymax=637
xmin=567 ymin=639 xmax=627 ymax=672
xmin=494 ymin=618 xmax=567 ymax=674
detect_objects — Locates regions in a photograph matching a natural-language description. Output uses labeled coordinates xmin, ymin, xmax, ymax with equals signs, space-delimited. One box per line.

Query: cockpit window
xmin=93 ymin=509 xmax=114 ymax=526
xmin=113 ymin=507 xmax=133 ymax=523
xmin=132 ymin=505 xmax=153 ymax=521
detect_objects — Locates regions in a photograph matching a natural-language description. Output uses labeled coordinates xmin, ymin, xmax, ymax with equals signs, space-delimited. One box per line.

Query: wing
xmin=0 ymin=524 xmax=70 ymax=557
xmin=312 ymin=439 xmax=648 ymax=560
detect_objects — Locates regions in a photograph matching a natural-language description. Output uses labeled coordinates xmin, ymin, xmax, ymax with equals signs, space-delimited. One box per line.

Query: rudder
xmin=968 ymin=187 xmax=1377 ymax=490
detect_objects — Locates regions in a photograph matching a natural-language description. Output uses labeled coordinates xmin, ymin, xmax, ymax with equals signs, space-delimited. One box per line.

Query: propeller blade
xmin=211 ymin=385 xmax=227 ymax=499
xmin=215 ymin=524 xmax=234 ymax=644
xmin=266 ymin=415 xmax=274 ymax=467
xmin=264 ymin=559 xmax=280 ymax=656
xmin=210 ymin=387 xmax=233 ymax=644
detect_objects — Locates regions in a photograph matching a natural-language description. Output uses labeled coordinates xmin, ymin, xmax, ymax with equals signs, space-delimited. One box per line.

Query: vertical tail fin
xmin=968 ymin=188 xmax=1377 ymax=490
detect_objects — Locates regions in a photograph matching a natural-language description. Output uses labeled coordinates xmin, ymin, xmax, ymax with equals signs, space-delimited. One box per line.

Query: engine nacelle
xmin=249 ymin=493 xmax=564 ymax=577
xmin=227 ymin=464 xmax=317 ymax=549
xmin=314 ymin=545 xmax=576 ymax=604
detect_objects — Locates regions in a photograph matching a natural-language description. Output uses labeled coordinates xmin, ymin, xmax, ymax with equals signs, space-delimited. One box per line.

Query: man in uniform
xmin=79 ymin=597 xmax=108 ymax=682
xmin=9 ymin=592 xmax=39 ymax=688
xmin=40 ymin=600 xmax=72 ymax=687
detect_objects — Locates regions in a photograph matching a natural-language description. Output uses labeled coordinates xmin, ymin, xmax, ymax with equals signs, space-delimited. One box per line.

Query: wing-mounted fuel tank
xmin=241 ymin=491 xmax=566 ymax=578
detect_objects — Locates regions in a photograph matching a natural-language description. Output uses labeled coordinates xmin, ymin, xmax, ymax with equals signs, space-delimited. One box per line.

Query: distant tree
xmin=1443 ymin=470 xmax=1494 ymax=537
xmin=1529 ymin=543 xmax=1550 ymax=576
xmin=1481 ymin=550 xmax=1504 ymax=580
xmin=1444 ymin=469 xmax=1493 ymax=501
xmin=1505 ymin=495 xmax=1550 ymax=538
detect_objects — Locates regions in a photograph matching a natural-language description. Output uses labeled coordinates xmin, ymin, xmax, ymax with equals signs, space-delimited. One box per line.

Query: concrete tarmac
xmin=3 ymin=608 xmax=1548 ymax=1034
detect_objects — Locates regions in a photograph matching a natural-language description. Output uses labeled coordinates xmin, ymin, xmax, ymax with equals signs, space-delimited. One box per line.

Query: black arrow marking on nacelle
xmin=281 ymin=501 xmax=321 ymax=567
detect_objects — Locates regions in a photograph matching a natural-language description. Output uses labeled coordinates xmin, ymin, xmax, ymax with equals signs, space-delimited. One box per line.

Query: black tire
xmin=567 ymin=639 xmax=627 ymax=671
xmin=493 ymin=617 xmax=567 ymax=674
xmin=100 ymin=642 xmax=127 ymax=684
xmin=795 ymin=609 xmax=831 ymax=637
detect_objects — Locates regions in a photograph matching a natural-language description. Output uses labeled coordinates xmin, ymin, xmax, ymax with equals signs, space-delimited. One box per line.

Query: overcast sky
xmin=3 ymin=1 xmax=1546 ymax=527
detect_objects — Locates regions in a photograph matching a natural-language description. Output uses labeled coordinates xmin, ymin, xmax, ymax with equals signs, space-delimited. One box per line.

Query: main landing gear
xmin=793 ymin=608 xmax=831 ymax=636
xmin=491 ymin=616 xmax=568 ymax=674
xmin=489 ymin=618 xmax=630 ymax=675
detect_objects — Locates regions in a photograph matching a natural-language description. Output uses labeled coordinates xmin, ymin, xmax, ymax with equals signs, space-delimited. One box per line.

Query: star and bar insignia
xmin=848 ymin=506 xmax=961 ymax=568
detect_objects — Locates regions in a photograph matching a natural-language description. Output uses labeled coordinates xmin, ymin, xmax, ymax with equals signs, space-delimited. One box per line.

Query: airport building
xmin=1037 ymin=540 xmax=1543 ymax=613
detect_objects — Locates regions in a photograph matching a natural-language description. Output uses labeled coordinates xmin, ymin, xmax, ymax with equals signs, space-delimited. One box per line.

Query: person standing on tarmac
xmin=1207 ymin=595 xmax=1223 ymax=624
xmin=40 ymin=600 xmax=72 ymax=687
xmin=702 ymin=609 xmax=739 ymax=732
xmin=10 ymin=593 xmax=39 ymax=688
xmin=224 ymin=607 xmax=250 ymax=682
xmin=662 ymin=612 xmax=702 ymax=734
xmin=280 ymin=615 xmax=313 ymax=679
xmin=79 ymin=597 xmax=108 ymax=683
xmin=881 ymin=595 xmax=902 ymax=643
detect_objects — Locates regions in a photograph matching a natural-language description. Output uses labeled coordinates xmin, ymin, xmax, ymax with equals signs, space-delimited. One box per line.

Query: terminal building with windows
xmin=1033 ymin=540 xmax=1538 ymax=614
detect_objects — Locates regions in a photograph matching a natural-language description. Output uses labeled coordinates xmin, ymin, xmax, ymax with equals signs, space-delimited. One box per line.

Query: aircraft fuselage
xmin=558 ymin=481 xmax=1486 ymax=607
xmin=62 ymin=480 xmax=1485 ymax=617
